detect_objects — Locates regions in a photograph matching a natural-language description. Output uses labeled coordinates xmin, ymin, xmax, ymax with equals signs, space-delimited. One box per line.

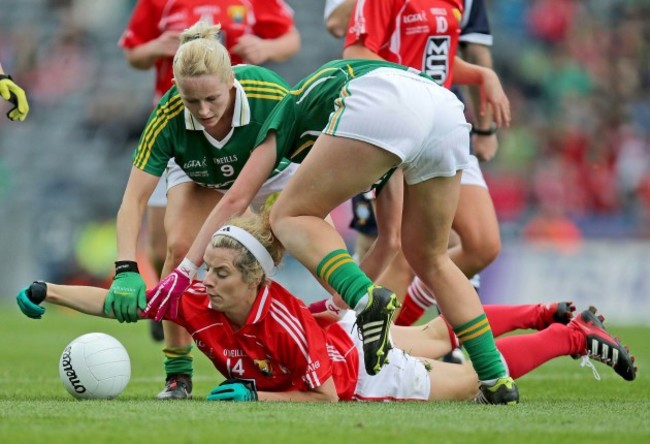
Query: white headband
xmin=213 ymin=225 xmax=275 ymax=276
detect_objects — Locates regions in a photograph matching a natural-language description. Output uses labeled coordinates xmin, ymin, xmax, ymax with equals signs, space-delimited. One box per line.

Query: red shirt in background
xmin=344 ymin=0 xmax=463 ymax=88
xmin=120 ymin=0 xmax=295 ymax=102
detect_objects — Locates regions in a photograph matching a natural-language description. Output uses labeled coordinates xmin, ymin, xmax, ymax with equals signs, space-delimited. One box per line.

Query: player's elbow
xmin=318 ymin=390 xmax=339 ymax=403
xmin=326 ymin=17 xmax=347 ymax=39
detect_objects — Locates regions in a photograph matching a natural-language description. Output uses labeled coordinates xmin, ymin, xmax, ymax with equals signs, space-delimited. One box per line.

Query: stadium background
xmin=0 ymin=0 xmax=648 ymax=323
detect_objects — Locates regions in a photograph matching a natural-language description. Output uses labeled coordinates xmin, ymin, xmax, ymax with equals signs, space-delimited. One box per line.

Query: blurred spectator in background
xmin=522 ymin=201 xmax=582 ymax=253
xmin=485 ymin=0 xmax=650 ymax=237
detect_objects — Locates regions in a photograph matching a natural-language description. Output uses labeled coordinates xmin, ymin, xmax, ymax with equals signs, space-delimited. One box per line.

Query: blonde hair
xmin=173 ymin=21 xmax=233 ymax=82
xmin=210 ymin=211 xmax=284 ymax=285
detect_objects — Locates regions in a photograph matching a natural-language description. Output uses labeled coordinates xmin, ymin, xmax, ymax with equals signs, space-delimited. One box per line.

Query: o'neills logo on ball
xmin=61 ymin=346 xmax=86 ymax=393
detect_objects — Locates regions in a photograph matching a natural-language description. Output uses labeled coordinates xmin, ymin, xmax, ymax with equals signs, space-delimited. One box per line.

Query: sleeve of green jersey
xmin=131 ymin=96 xmax=177 ymax=176
xmin=254 ymin=94 xmax=298 ymax=168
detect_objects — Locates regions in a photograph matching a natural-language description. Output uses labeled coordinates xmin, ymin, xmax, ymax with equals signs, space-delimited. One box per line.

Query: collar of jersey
xmin=184 ymin=78 xmax=251 ymax=131
xmin=243 ymin=284 xmax=272 ymax=326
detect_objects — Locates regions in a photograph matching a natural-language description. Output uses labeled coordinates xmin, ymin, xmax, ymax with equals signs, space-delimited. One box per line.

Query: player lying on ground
xmin=151 ymin=56 xmax=516 ymax=402
xmin=16 ymin=214 xmax=637 ymax=402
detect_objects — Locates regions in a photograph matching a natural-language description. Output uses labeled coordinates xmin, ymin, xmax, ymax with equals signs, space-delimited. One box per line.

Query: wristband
xmin=178 ymin=257 xmax=199 ymax=278
xmin=28 ymin=281 xmax=48 ymax=304
xmin=471 ymin=122 xmax=497 ymax=136
xmin=115 ymin=260 xmax=139 ymax=274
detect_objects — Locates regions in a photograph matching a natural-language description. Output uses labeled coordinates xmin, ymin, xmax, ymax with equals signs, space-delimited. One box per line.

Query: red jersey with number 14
xmin=147 ymin=280 xmax=359 ymax=399
xmin=344 ymin=0 xmax=464 ymax=88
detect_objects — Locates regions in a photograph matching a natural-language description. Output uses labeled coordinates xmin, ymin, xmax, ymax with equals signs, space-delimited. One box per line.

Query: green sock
xmin=454 ymin=314 xmax=506 ymax=381
xmin=163 ymin=345 xmax=193 ymax=377
xmin=316 ymin=249 xmax=373 ymax=309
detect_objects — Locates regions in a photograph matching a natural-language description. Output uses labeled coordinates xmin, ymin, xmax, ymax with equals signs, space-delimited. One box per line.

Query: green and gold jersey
xmin=132 ymin=64 xmax=291 ymax=190
xmin=254 ymin=59 xmax=432 ymax=166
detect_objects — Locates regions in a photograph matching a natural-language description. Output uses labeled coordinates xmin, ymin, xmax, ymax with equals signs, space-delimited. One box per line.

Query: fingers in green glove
xmin=0 ymin=80 xmax=11 ymax=101
xmin=105 ymin=272 xmax=146 ymax=323
xmin=206 ymin=382 xmax=257 ymax=401
xmin=0 ymin=78 xmax=29 ymax=121
xmin=16 ymin=287 xmax=46 ymax=319
xmin=117 ymin=286 xmax=145 ymax=322
xmin=137 ymin=285 xmax=147 ymax=311
xmin=9 ymin=106 xmax=28 ymax=121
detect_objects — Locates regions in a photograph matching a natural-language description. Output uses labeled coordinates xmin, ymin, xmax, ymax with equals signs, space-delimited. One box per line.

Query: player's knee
xmin=406 ymin=251 xmax=447 ymax=279
xmin=268 ymin=205 xmax=288 ymax=236
xmin=464 ymin=235 xmax=501 ymax=270
xmin=165 ymin=236 xmax=193 ymax=265
xmin=147 ymin=241 xmax=167 ymax=268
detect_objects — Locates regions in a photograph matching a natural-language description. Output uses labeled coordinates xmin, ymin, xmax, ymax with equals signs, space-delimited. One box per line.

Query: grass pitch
xmin=1 ymin=303 xmax=649 ymax=444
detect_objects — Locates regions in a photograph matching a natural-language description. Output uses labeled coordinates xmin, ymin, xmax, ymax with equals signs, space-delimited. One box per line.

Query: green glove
xmin=16 ymin=282 xmax=47 ymax=319
xmin=0 ymin=74 xmax=29 ymax=121
xmin=104 ymin=261 xmax=146 ymax=323
xmin=206 ymin=379 xmax=258 ymax=402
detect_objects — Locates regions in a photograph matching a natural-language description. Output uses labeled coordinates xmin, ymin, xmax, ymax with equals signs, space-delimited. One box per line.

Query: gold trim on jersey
xmin=239 ymin=79 xmax=289 ymax=93
xmin=324 ymin=86 xmax=351 ymax=135
xmin=134 ymin=94 xmax=184 ymax=168
xmin=290 ymin=139 xmax=315 ymax=161
xmin=241 ymin=81 xmax=287 ymax=102
xmin=290 ymin=67 xmax=338 ymax=96
xmin=244 ymin=87 xmax=286 ymax=100
xmin=345 ymin=64 xmax=356 ymax=78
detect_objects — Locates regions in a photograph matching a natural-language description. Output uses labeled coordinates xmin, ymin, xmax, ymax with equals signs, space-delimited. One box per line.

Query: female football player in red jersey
xmin=17 ymin=213 xmax=636 ymax=402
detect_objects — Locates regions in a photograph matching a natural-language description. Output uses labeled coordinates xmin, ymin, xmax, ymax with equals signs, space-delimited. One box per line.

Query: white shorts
xmin=166 ymin=160 xmax=300 ymax=212
xmin=148 ymin=175 xmax=168 ymax=207
xmin=324 ymin=0 xmax=344 ymax=20
xmin=147 ymin=159 xmax=179 ymax=207
xmin=339 ymin=312 xmax=431 ymax=401
xmin=460 ymin=154 xmax=487 ymax=188
xmin=326 ymin=68 xmax=471 ymax=185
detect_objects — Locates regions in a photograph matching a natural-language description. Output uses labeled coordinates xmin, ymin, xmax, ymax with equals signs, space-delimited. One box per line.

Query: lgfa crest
xmin=228 ymin=5 xmax=247 ymax=24
xmin=254 ymin=359 xmax=272 ymax=376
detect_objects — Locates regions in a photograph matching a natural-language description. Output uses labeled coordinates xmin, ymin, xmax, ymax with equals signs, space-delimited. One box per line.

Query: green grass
xmin=1 ymin=303 xmax=649 ymax=444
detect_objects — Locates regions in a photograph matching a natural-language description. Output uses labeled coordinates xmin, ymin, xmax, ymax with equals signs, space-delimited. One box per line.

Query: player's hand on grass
xmin=0 ymin=74 xmax=29 ymax=121
xmin=143 ymin=258 xmax=197 ymax=321
xmin=16 ymin=282 xmax=47 ymax=319
xmin=104 ymin=261 xmax=146 ymax=323
xmin=206 ymin=379 xmax=258 ymax=402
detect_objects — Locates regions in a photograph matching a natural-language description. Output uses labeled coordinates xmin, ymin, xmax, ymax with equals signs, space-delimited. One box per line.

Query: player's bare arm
xmin=452 ymin=56 xmax=510 ymax=128
xmin=123 ymin=30 xmax=182 ymax=70
xmin=184 ymin=134 xmax=279 ymax=266
xmin=257 ymin=377 xmax=338 ymax=402
xmin=232 ymin=27 xmax=300 ymax=65
xmin=342 ymin=42 xmax=384 ymax=60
